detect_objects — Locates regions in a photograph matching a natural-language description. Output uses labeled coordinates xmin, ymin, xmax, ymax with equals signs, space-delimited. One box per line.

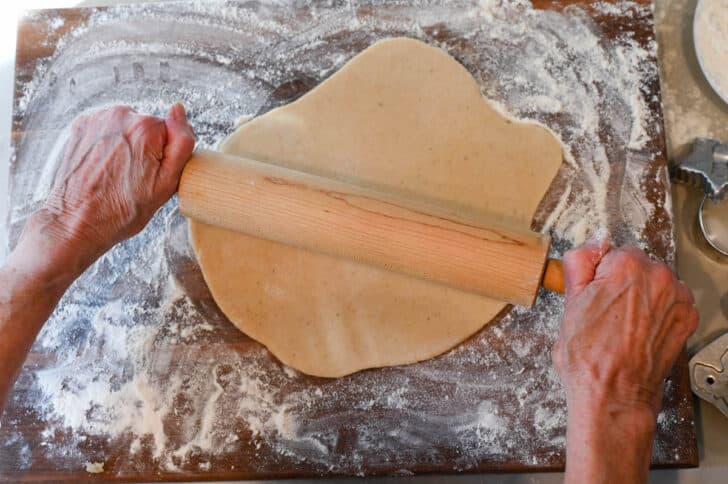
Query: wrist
xmin=566 ymin=386 xmax=661 ymax=431
xmin=567 ymin=396 xmax=656 ymax=437
xmin=564 ymin=395 xmax=656 ymax=484
xmin=8 ymin=209 xmax=101 ymax=287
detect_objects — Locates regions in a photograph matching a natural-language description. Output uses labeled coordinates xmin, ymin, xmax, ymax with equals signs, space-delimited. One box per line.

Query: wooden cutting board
xmin=0 ymin=0 xmax=697 ymax=481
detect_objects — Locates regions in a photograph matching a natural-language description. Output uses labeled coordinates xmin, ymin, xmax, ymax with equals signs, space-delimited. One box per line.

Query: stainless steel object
xmin=690 ymin=332 xmax=728 ymax=418
xmin=698 ymin=195 xmax=728 ymax=256
xmin=671 ymin=138 xmax=728 ymax=201
xmin=671 ymin=138 xmax=728 ymax=256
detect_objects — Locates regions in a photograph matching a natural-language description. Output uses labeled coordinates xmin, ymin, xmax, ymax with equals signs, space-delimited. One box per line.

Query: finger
xmin=100 ymin=105 xmax=135 ymax=129
xmin=595 ymin=244 xmax=650 ymax=281
xmin=161 ymin=103 xmax=196 ymax=183
xmin=685 ymin=303 xmax=700 ymax=336
xmin=675 ymin=279 xmax=696 ymax=305
xmin=562 ymin=236 xmax=611 ymax=298
xmin=125 ymin=112 xmax=167 ymax=163
xmin=655 ymin=302 xmax=699 ymax=370
xmin=619 ymin=244 xmax=652 ymax=262
xmin=670 ymin=300 xmax=699 ymax=338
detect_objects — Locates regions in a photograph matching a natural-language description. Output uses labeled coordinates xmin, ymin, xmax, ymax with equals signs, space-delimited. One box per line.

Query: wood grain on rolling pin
xmin=179 ymin=150 xmax=553 ymax=306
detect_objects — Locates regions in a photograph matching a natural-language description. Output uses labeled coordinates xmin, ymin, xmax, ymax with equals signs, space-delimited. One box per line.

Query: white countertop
xmin=1 ymin=1 xmax=727 ymax=482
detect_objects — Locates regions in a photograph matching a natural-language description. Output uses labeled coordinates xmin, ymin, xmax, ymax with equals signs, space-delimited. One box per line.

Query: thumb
xmin=162 ymin=103 xmax=196 ymax=183
xmin=561 ymin=236 xmax=611 ymax=298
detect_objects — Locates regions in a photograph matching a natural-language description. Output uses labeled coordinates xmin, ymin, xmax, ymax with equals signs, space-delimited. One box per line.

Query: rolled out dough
xmin=189 ymin=38 xmax=563 ymax=377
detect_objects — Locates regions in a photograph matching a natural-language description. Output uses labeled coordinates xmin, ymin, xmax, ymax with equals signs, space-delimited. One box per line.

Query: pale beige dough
xmin=189 ymin=38 xmax=563 ymax=377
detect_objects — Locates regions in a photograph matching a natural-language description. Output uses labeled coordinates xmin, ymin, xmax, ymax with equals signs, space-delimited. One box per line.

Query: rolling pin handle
xmin=542 ymin=258 xmax=565 ymax=294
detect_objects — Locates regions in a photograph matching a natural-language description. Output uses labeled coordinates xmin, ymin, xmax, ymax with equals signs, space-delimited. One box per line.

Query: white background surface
xmin=0 ymin=0 xmax=727 ymax=482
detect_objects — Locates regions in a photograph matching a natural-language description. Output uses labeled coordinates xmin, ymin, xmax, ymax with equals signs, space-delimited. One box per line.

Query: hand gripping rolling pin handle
xmin=179 ymin=149 xmax=565 ymax=307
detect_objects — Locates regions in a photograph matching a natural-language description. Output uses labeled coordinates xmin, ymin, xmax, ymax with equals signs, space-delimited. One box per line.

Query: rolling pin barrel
xmin=179 ymin=150 xmax=562 ymax=306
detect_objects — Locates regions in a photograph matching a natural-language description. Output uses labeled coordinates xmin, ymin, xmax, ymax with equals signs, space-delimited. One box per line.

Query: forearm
xmin=564 ymin=400 xmax=656 ymax=484
xmin=0 ymin=210 xmax=92 ymax=410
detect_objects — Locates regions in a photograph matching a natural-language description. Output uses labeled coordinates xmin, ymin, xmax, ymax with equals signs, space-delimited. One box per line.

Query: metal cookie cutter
xmin=690 ymin=332 xmax=728 ymax=418
xmin=671 ymin=138 xmax=728 ymax=256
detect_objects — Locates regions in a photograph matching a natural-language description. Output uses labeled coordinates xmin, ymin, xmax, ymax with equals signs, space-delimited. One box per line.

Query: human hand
xmin=552 ymin=239 xmax=699 ymax=418
xmin=35 ymin=104 xmax=195 ymax=266
xmin=0 ymin=104 xmax=194 ymax=413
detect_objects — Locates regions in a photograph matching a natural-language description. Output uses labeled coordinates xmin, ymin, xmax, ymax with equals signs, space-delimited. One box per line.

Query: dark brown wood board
xmin=1 ymin=0 xmax=697 ymax=482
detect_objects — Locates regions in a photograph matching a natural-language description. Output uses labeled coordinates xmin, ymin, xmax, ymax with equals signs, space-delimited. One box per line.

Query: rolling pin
xmin=178 ymin=149 xmax=564 ymax=307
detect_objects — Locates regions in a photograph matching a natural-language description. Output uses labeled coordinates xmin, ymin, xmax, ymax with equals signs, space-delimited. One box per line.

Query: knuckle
xmin=70 ymin=114 xmax=87 ymax=130
xmin=128 ymin=116 xmax=165 ymax=146
xmin=671 ymin=303 xmax=699 ymax=337
xmin=612 ymin=250 xmax=641 ymax=275
xmin=652 ymin=263 xmax=675 ymax=287
xmin=137 ymin=114 xmax=162 ymax=131
xmin=622 ymin=245 xmax=649 ymax=260
xmin=104 ymin=105 xmax=134 ymax=125
xmin=561 ymin=248 xmax=584 ymax=270
xmin=109 ymin=104 xmax=132 ymax=116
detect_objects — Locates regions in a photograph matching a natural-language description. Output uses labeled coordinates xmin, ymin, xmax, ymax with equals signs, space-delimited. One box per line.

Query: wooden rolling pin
xmin=178 ymin=150 xmax=564 ymax=306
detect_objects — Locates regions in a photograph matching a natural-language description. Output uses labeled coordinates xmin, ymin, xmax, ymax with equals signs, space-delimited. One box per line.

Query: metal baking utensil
xmin=690 ymin=332 xmax=728 ymax=418
xmin=671 ymin=138 xmax=728 ymax=201
xmin=671 ymin=138 xmax=728 ymax=255
xmin=698 ymin=196 xmax=728 ymax=256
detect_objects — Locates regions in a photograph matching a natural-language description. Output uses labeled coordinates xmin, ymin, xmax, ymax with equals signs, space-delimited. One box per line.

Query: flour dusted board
xmin=0 ymin=1 xmax=696 ymax=481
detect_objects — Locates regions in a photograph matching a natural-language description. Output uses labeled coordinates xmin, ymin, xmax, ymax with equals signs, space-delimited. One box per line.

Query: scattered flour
xmin=472 ymin=0 xmax=665 ymax=251
xmin=0 ymin=0 xmax=686 ymax=477
xmin=85 ymin=461 xmax=105 ymax=474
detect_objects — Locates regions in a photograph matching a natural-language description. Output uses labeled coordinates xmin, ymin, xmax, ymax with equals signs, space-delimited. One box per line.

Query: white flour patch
xmin=1 ymin=0 xmax=679 ymax=476
xmin=472 ymin=0 xmax=663 ymax=251
xmin=84 ymin=461 xmax=104 ymax=474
